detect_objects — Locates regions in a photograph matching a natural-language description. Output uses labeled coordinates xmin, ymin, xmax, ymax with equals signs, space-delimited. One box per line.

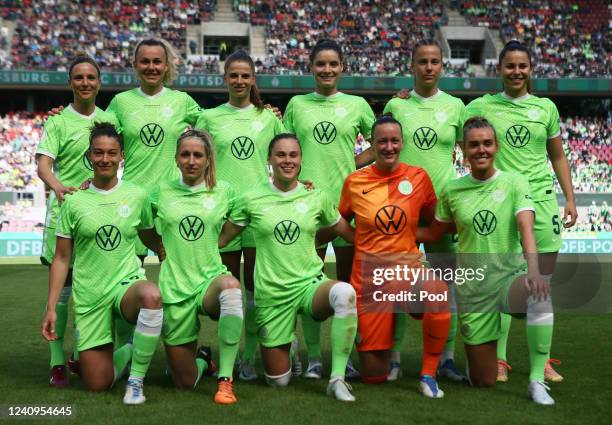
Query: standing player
xmin=339 ymin=116 xmax=450 ymax=398
xmin=107 ymin=37 xmax=202 ymax=261
xmin=36 ymin=55 xmax=118 ymax=387
xmin=418 ymin=117 xmax=556 ymax=405
xmin=465 ymin=41 xmax=577 ymax=383
xmin=41 ymin=123 xmax=163 ymax=405
xmin=219 ymin=134 xmax=358 ymax=401
xmin=106 ymin=37 xmax=202 ymax=347
xmin=283 ymin=39 xmax=375 ymax=378
xmin=139 ymin=130 xmax=243 ymax=404
xmin=195 ymin=51 xmax=284 ymax=381
xmin=382 ymin=39 xmax=465 ymax=381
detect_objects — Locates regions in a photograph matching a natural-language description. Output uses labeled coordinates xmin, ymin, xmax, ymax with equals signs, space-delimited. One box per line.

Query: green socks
xmin=392 ymin=312 xmax=407 ymax=353
xmin=330 ymin=315 xmax=357 ymax=378
xmin=129 ymin=309 xmax=162 ymax=379
xmin=112 ymin=343 xmax=133 ymax=381
xmin=301 ymin=314 xmax=322 ymax=360
xmin=218 ymin=315 xmax=243 ymax=378
xmin=443 ymin=312 xmax=457 ymax=354
xmin=115 ymin=318 xmax=135 ymax=348
xmin=49 ymin=302 xmax=68 ymax=367
xmin=497 ymin=313 xmax=512 ymax=361
xmin=526 ymin=296 xmax=554 ymax=382
xmin=242 ymin=290 xmax=257 ymax=363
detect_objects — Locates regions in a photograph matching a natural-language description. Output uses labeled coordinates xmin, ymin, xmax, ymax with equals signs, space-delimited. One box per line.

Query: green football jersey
xmin=435 ymin=171 xmax=535 ymax=302
xmin=465 ymin=93 xmax=561 ymax=201
xmin=150 ymin=177 xmax=234 ymax=303
xmin=230 ymin=183 xmax=340 ymax=307
xmin=107 ymin=87 xmax=202 ymax=189
xmin=284 ymin=92 xmax=376 ymax=206
xmin=195 ymin=103 xmax=285 ymax=192
xmin=383 ymin=90 xmax=465 ymax=195
xmin=56 ymin=180 xmax=152 ymax=312
xmin=36 ymin=105 xmax=118 ymax=229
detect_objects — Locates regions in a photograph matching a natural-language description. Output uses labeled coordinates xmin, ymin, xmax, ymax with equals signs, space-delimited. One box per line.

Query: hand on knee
xmin=329 ymin=282 xmax=356 ymax=317
xmin=265 ymin=369 xmax=292 ymax=387
xmin=526 ymin=295 xmax=554 ymax=326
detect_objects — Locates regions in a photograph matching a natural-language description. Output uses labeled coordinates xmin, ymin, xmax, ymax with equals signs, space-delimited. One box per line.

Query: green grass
xmin=0 ymin=263 xmax=610 ymax=425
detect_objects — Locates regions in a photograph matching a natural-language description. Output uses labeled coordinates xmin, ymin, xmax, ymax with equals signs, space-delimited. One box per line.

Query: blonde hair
xmin=176 ymin=129 xmax=216 ymax=189
xmin=133 ymin=38 xmax=179 ymax=86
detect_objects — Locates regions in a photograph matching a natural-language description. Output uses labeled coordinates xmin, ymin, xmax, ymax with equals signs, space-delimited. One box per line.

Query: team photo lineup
xmin=0 ymin=1 xmax=610 ymax=423
xmin=37 ymin=36 xmax=574 ymax=405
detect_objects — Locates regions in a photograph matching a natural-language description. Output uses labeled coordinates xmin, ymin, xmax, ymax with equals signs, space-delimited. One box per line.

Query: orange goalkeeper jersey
xmin=339 ymin=162 xmax=436 ymax=254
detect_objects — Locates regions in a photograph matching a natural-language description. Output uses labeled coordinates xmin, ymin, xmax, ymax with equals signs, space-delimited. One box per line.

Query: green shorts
xmin=74 ymin=272 xmax=145 ymax=352
xmin=162 ymin=274 xmax=227 ymax=346
xmin=457 ymin=270 xmax=524 ymax=346
xmin=534 ymin=198 xmax=562 ymax=253
xmin=256 ymin=274 xmax=328 ymax=348
xmin=40 ymin=226 xmax=56 ymax=266
xmin=220 ymin=227 xmax=255 ymax=253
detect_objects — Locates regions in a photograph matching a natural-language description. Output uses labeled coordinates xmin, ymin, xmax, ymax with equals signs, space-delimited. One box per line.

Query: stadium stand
xmin=0 ymin=0 xmax=217 ymax=71
xmin=559 ymin=116 xmax=611 ymax=193
xmin=239 ymin=0 xmax=454 ymax=76
xmin=1 ymin=1 xmax=609 ymax=77
xmin=0 ymin=112 xmax=42 ymax=192
xmin=566 ymin=202 xmax=611 ymax=232
xmin=457 ymin=0 xmax=611 ymax=77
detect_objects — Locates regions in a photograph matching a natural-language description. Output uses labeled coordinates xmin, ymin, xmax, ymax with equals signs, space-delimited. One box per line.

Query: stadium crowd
xmin=0 ymin=0 xmax=217 ymax=71
xmin=559 ymin=116 xmax=611 ymax=193
xmin=238 ymin=0 xmax=450 ymax=76
xmin=566 ymin=201 xmax=611 ymax=232
xmin=0 ymin=111 xmax=42 ymax=192
xmin=458 ymin=0 xmax=611 ymax=77
xmin=2 ymin=1 xmax=610 ymax=77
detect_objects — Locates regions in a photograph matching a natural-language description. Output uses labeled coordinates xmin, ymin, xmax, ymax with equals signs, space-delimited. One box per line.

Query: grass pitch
xmin=0 ymin=262 xmax=610 ymax=425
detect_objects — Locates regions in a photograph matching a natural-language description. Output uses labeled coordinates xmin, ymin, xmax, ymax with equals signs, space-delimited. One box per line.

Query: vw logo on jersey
xmin=505 ymin=125 xmax=530 ymax=148
xmin=95 ymin=225 xmax=122 ymax=251
xmin=82 ymin=150 xmax=93 ymax=171
xmin=231 ymin=136 xmax=255 ymax=160
xmin=313 ymin=121 xmax=337 ymax=145
xmin=140 ymin=123 xmax=164 ymax=147
xmin=274 ymin=220 xmax=300 ymax=245
xmin=472 ymin=210 xmax=497 ymax=236
xmin=375 ymin=205 xmax=407 ymax=235
xmin=179 ymin=216 xmax=205 ymax=241
xmin=413 ymin=127 xmax=438 ymax=150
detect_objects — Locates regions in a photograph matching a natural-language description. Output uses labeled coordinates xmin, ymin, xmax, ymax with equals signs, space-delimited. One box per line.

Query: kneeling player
xmin=220 ymin=134 xmax=358 ymax=401
xmin=139 ymin=130 xmax=243 ymax=404
xmin=41 ymin=123 xmax=162 ymax=405
xmin=418 ymin=117 xmax=555 ymax=405
xmin=339 ymin=116 xmax=450 ymax=398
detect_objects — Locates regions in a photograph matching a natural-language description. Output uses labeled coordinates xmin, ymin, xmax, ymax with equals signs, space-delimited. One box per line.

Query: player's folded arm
xmin=219 ymin=219 xmax=246 ymax=248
